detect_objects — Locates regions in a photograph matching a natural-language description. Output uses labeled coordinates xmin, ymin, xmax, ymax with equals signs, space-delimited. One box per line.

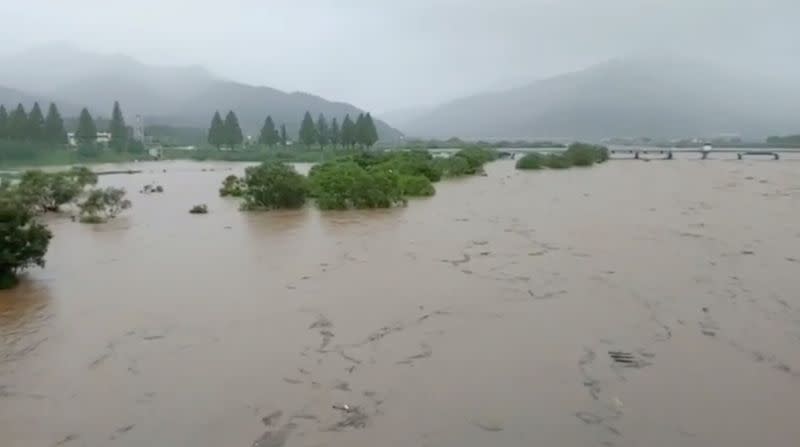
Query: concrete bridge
xmin=609 ymin=148 xmax=799 ymax=160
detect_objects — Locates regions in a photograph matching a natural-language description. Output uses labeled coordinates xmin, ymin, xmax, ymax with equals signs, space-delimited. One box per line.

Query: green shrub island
xmin=241 ymin=162 xmax=309 ymax=210
xmin=309 ymin=161 xmax=405 ymax=210
xmin=221 ymin=148 xmax=498 ymax=211
xmin=399 ymin=175 xmax=435 ymax=197
xmin=516 ymin=143 xmax=610 ymax=170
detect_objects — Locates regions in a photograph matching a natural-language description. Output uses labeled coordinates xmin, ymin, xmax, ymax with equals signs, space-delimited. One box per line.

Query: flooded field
xmin=2 ymin=158 xmax=800 ymax=447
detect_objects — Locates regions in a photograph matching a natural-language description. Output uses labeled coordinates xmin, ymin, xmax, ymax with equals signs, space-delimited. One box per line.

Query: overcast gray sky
xmin=1 ymin=0 xmax=798 ymax=112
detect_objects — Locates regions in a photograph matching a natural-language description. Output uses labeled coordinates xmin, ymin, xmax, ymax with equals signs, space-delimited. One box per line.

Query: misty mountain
xmin=0 ymin=86 xmax=42 ymax=109
xmin=402 ymin=55 xmax=800 ymax=140
xmin=0 ymin=44 xmax=402 ymax=141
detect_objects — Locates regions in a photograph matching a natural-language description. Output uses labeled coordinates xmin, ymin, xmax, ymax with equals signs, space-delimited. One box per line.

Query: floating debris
xmin=608 ymin=351 xmax=644 ymax=367
xmin=261 ymin=410 xmax=283 ymax=427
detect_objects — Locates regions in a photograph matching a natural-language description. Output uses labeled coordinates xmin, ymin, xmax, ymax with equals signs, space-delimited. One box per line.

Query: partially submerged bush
xmin=17 ymin=167 xmax=98 ymax=213
xmin=399 ymin=175 xmax=435 ymax=197
xmin=515 ymin=153 xmax=546 ymax=170
xmin=434 ymin=147 xmax=498 ymax=177
xmin=564 ymin=143 xmax=610 ymax=166
xmin=435 ymin=155 xmax=471 ymax=177
xmin=0 ymin=195 xmax=52 ymax=288
xmin=376 ymin=150 xmax=442 ymax=182
xmin=189 ymin=204 xmax=209 ymax=214
xmin=543 ymin=154 xmax=573 ymax=169
xmin=516 ymin=143 xmax=610 ymax=171
xmin=309 ymin=161 xmax=404 ymax=210
xmin=142 ymin=184 xmax=165 ymax=194
xmin=454 ymin=147 xmax=498 ymax=172
xmin=241 ymin=162 xmax=308 ymax=210
xmin=78 ymin=187 xmax=131 ymax=223
xmin=219 ymin=174 xmax=246 ymax=197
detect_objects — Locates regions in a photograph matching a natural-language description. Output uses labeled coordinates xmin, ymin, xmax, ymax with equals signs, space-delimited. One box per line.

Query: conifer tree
xmin=8 ymin=104 xmax=28 ymax=140
xmin=330 ymin=117 xmax=340 ymax=147
xmin=27 ymin=102 xmax=45 ymax=141
xmin=208 ymin=111 xmax=225 ymax=148
xmin=108 ymin=101 xmax=128 ymax=151
xmin=298 ymin=111 xmax=317 ymax=147
xmin=75 ymin=108 xmax=98 ymax=143
xmin=363 ymin=113 xmax=379 ymax=148
xmin=354 ymin=113 xmax=366 ymax=147
xmin=316 ymin=113 xmax=329 ymax=148
xmin=0 ymin=105 xmax=8 ymax=139
xmin=341 ymin=114 xmax=355 ymax=148
xmin=224 ymin=111 xmax=243 ymax=147
xmin=258 ymin=116 xmax=279 ymax=147
xmin=44 ymin=103 xmax=68 ymax=144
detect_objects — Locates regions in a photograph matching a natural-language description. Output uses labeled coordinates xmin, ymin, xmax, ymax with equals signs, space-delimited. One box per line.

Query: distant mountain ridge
xmin=401 ymin=55 xmax=800 ymax=140
xmin=0 ymin=44 xmax=402 ymax=141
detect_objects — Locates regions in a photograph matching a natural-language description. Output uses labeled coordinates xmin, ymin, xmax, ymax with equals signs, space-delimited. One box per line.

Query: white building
xmin=67 ymin=132 xmax=112 ymax=147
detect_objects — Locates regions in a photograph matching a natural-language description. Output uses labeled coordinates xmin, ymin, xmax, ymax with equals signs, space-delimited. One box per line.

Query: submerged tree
xmin=241 ymin=162 xmax=308 ymax=210
xmin=78 ymin=187 xmax=132 ymax=223
xmin=18 ymin=167 xmax=98 ymax=213
xmin=0 ymin=195 xmax=52 ymax=289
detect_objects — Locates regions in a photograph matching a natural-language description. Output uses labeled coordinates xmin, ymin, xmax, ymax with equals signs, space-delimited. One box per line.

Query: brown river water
xmin=1 ymin=157 xmax=800 ymax=447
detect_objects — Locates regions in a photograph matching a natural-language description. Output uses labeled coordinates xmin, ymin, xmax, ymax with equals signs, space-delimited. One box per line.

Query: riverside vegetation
xmin=0 ymin=167 xmax=132 ymax=288
xmin=515 ymin=143 xmax=610 ymax=170
xmin=220 ymin=148 xmax=498 ymax=211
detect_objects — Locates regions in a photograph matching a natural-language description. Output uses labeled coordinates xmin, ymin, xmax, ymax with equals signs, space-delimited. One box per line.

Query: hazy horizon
xmin=2 ymin=0 xmax=799 ymax=113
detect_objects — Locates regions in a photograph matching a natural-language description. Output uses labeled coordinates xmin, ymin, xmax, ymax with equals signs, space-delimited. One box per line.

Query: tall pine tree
xmin=44 ymin=103 xmax=67 ymax=144
xmin=27 ymin=102 xmax=45 ymax=142
xmin=316 ymin=113 xmax=329 ymax=148
xmin=108 ymin=101 xmax=128 ymax=151
xmin=75 ymin=108 xmax=98 ymax=143
xmin=280 ymin=124 xmax=287 ymax=146
xmin=363 ymin=113 xmax=379 ymax=148
xmin=208 ymin=111 xmax=225 ymax=148
xmin=330 ymin=118 xmax=340 ymax=147
xmin=0 ymin=106 xmax=8 ymax=139
xmin=258 ymin=116 xmax=279 ymax=147
xmin=224 ymin=111 xmax=243 ymax=147
xmin=299 ymin=111 xmax=317 ymax=147
xmin=354 ymin=113 xmax=366 ymax=147
xmin=341 ymin=114 xmax=354 ymax=148
xmin=8 ymin=104 xmax=28 ymax=140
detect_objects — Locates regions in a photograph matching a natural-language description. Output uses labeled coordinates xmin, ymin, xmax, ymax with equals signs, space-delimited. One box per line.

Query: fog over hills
xmin=0 ymin=44 xmax=402 ymax=141
xmin=401 ymin=54 xmax=800 ymax=140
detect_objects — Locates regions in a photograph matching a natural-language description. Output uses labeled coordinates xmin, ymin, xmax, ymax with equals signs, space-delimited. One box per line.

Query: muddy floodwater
xmin=2 ymin=158 xmax=800 ymax=447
